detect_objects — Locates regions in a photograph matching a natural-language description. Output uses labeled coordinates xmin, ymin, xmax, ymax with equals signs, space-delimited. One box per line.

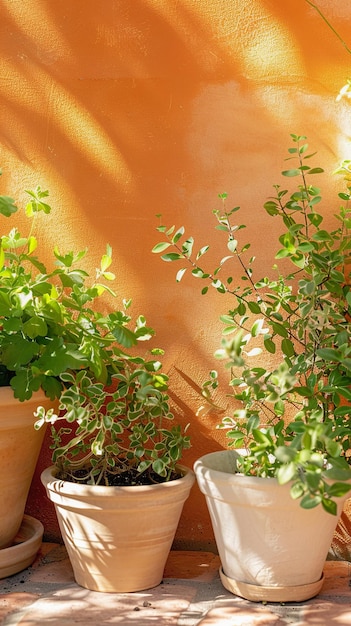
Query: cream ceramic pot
xmin=194 ymin=450 xmax=350 ymax=602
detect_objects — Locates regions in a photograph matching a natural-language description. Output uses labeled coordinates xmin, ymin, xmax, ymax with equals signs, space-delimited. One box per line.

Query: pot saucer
xmin=0 ymin=515 xmax=43 ymax=578
xmin=219 ymin=567 xmax=325 ymax=602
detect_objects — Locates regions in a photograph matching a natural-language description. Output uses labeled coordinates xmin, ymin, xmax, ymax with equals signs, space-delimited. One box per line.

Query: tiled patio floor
xmin=1 ymin=545 xmax=351 ymax=625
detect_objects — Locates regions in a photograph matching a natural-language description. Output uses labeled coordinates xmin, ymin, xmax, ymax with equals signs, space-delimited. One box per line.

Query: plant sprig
xmin=153 ymin=134 xmax=351 ymax=513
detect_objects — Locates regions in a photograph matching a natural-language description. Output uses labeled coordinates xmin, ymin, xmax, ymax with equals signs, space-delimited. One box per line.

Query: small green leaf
xmin=248 ymin=302 xmax=261 ymax=314
xmin=0 ymin=195 xmax=18 ymax=217
xmin=271 ymin=323 xmax=288 ymax=338
xmin=23 ymin=316 xmax=48 ymax=339
xmin=282 ymin=169 xmax=301 ymax=177
xmin=277 ymin=462 xmax=296 ymax=484
xmin=275 ymin=446 xmax=296 ymax=463
xmin=322 ymin=498 xmax=337 ymax=516
xmin=100 ymin=254 xmax=112 ymax=272
xmin=264 ymin=201 xmax=279 ymax=216
xmin=316 ymin=348 xmax=341 ymax=362
xmin=196 ymin=245 xmax=209 ymax=259
xmin=326 ymin=440 xmax=341 ymax=458
xmin=152 ymin=458 xmax=167 ymax=476
xmin=281 ymin=338 xmax=295 ymax=357
xmin=327 ymin=482 xmax=351 ymax=498
xmin=307 ymin=167 xmax=324 ymax=174
xmin=111 ymin=325 xmax=137 ymax=348
xmin=300 ymin=494 xmax=322 ymax=510
xmin=307 ymin=213 xmax=323 ymax=227
xmin=172 ymin=227 xmax=185 ymax=244
xmin=161 ymin=252 xmax=183 ymax=262
xmin=182 ymin=237 xmax=194 ymax=257
xmin=290 ymin=481 xmax=305 ymax=500
xmin=296 ymin=241 xmax=315 ymax=253
xmin=294 ymin=386 xmax=312 ymax=397
xmin=152 ymin=242 xmax=171 ymax=253
xmin=263 ymin=337 xmax=276 ymax=354
xmin=312 ymin=230 xmax=332 ymax=242
xmin=252 ymin=429 xmax=272 ymax=445
xmin=324 ymin=466 xmax=351 ymax=481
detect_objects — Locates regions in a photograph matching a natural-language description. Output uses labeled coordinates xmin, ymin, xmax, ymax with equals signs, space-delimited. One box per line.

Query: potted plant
xmin=0 ymin=183 xmax=64 ymax=553
xmin=152 ymin=134 xmax=351 ymax=601
xmin=39 ymin=351 xmax=193 ymax=593
xmin=0 ymin=178 xmax=136 ymax=552
xmin=0 ymin=173 xmax=194 ymax=589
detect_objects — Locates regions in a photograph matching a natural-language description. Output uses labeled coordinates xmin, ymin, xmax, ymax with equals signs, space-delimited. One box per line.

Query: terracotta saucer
xmin=0 ymin=515 xmax=43 ymax=578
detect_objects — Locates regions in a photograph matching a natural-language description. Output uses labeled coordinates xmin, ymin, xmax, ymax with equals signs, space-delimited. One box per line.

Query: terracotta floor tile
xmin=27 ymin=559 xmax=75 ymax=585
xmin=197 ymin=605 xmax=291 ymax=625
xmin=3 ymin=549 xmax=351 ymax=626
xmin=301 ymin=600 xmax=351 ymax=624
xmin=34 ymin=542 xmax=60 ymax=561
xmin=0 ymin=592 xmax=39 ymax=624
xmin=164 ymin=550 xmax=221 ymax=581
xmin=14 ymin=584 xmax=197 ymax=625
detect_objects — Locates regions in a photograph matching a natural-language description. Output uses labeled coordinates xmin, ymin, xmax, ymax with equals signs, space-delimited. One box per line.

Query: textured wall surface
xmin=1 ymin=0 xmax=350 ymax=547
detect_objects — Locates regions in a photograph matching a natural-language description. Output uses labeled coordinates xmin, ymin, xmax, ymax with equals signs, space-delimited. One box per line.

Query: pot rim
xmin=41 ymin=464 xmax=195 ymax=497
xmin=194 ymin=450 xmax=277 ymax=487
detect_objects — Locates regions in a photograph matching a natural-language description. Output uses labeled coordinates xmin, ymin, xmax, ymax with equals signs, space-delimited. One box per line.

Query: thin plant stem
xmin=305 ymin=0 xmax=351 ymax=57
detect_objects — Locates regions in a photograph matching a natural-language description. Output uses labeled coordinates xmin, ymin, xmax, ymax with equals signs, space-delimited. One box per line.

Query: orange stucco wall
xmin=1 ymin=0 xmax=350 ymax=549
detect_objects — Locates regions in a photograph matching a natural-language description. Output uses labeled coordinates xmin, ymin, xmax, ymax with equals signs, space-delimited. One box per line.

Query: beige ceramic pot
xmin=41 ymin=465 xmax=195 ymax=592
xmin=0 ymin=387 xmax=54 ymax=549
xmin=194 ymin=450 xmax=350 ymax=602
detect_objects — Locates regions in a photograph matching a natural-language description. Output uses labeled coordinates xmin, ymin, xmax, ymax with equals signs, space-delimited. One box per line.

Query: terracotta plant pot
xmin=0 ymin=387 xmax=55 ymax=549
xmin=41 ymin=465 xmax=195 ymax=592
xmin=194 ymin=450 xmax=350 ymax=602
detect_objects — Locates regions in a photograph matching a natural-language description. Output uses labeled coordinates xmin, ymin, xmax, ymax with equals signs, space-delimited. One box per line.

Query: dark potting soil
xmin=58 ymin=467 xmax=182 ymax=486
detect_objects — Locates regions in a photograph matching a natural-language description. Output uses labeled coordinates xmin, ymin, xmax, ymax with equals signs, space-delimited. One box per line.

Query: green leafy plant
xmin=153 ymin=134 xmax=351 ymax=513
xmin=0 ymin=173 xmax=190 ymax=484
xmin=35 ymin=363 xmax=190 ymax=485
xmin=0 ymin=181 xmax=125 ymax=400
